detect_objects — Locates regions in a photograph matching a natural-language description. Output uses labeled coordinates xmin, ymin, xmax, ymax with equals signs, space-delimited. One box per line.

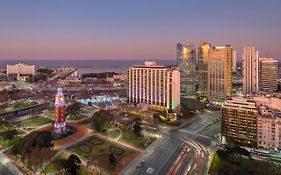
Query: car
xmin=136 ymin=160 xmax=145 ymax=169
xmin=146 ymin=167 xmax=154 ymax=174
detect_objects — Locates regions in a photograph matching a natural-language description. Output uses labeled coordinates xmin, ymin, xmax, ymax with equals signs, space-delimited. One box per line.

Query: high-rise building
xmin=127 ymin=61 xmax=180 ymax=112
xmin=258 ymin=57 xmax=278 ymax=92
xmin=242 ymin=46 xmax=259 ymax=94
xmin=207 ymin=45 xmax=232 ymax=104
xmin=198 ymin=41 xmax=211 ymax=96
xmin=176 ymin=43 xmax=196 ymax=98
xmin=222 ymin=98 xmax=258 ymax=147
xmin=232 ymin=50 xmax=237 ymax=72
xmin=54 ymin=88 xmax=66 ymax=133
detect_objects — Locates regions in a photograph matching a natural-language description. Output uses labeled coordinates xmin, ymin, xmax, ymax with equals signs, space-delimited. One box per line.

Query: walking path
xmin=94 ymin=132 xmax=143 ymax=152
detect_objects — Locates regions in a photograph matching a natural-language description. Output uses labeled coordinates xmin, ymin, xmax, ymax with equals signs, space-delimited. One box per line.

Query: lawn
xmin=43 ymin=162 xmax=55 ymax=174
xmin=0 ymin=122 xmax=9 ymax=132
xmin=103 ymin=124 xmax=156 ymax=149
xmin=42 ymin=109 xmax=55 ymax=118
xmin=120 ymin=128 xmax=156 ymax=149
xmin=81 ymin=107 xmax=97 ymax=117
xmin=69 ymin=135 xmax=132 ymax=172
xmin=80 ymin=166 xmax=96 ymax=175
xmin=17 ymin=116 xmax=53 ymax=129
xmin=0 ymin=122 xmax=22 ymax=148
xmin=67 ymin=114 xmax=81 ymax=121
xmin=78 ymin=118 xmax=92 ymax=125
xmin=0 ymin=100 xmax=37 ymax=114
xmin=0 ymin=135 xmax=21 ymax=148
xmin=209 ymin=153 xmax=221 ymax=175
xmin=106 ymin=128 xmax=121 ymax=139
xmin=42 ymin=154 xmax=66 ymax=174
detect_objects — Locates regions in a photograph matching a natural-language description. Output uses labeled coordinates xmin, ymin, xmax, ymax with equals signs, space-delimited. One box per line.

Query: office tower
xmin=6 ymin=63 xmax=37 ymax=81
xmin=257 ymin=107 xmax=281 ymax=149
xmin=232 ymin=50 xmax=237 ymax=72
xmin=207 ymin=45 xmax=232 ymax=104
xmin=176 ymin=43 xmax=196 ymax=98
xmin=242 ymin=46 xmax=259 ymax=94
xmin=127 ymin=61 xmax=180 ymax=112
xmin=259 ymin=57 xmax=278 ymax=92
xmin=198 ymin=41 xmax=211 ymax=96
xmin=222 ymin=98 xmax=258 ymax=147
xmin=54 ymin=88 xmax=66 ymax=134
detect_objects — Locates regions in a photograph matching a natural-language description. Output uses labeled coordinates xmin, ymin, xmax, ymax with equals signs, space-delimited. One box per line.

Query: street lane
xmin=119 ymin=111 xmax=221 ymax=175
xmin=0 ymin=163 xmax=14 ymax=175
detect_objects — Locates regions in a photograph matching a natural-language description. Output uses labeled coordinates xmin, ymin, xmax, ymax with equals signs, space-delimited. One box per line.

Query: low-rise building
xmin=0 ymin=82 xmax=13 ymax=91
xmin=58 ymin=76 xmax=81 ymax=85
xmin=106 ymin=74 xmax=127 ymax=82
xmin=257 ymin=107 xmax=281 ymax=149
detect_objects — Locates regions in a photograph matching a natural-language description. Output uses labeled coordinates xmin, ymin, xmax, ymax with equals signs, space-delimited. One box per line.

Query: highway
xmin=119 ymin=111 xmax=221 ymax=175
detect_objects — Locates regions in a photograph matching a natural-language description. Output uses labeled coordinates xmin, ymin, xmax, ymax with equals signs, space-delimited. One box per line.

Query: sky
xmin=0 ymin=0 xmax=280 ymax=61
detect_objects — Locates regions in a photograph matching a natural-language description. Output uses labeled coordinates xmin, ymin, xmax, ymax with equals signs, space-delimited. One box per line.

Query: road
xmin=119 ymin=111 xmax=221 ymax=175
xmin=0 ymin=150 xmax=22 ymax=175
xmin=178 ymin=111 xmax=221 ymax=146
xmin=0 ymin=163 xmax=14 ymax=175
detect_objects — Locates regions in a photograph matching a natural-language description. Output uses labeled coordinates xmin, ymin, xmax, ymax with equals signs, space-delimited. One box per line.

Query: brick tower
xmin=54 ymin=88 xmax=66 ymax=133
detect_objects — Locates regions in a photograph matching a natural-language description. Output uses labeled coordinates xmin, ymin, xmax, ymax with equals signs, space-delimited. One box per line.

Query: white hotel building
xmin=7 ymin=63 xmax=36 ymax=80
xmin=127 ymin=61 xmax=180 ymax=112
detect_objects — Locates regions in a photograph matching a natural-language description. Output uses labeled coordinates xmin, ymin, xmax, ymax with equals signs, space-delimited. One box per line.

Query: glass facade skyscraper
xmin=176 ymin=43 xmax=196 ymax=98
xmin=198 ymin=41 xmax=211 ymax=96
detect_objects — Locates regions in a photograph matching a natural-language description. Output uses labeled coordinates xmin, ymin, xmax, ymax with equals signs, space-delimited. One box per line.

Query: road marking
xmin=178 ymin=129 xmax=212 ymax=140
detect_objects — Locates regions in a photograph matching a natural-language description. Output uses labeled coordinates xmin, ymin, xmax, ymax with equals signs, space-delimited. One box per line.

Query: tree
xmin=153 ymin=113 xmax=161 ymax=122
xmin=11 ymin=130 xmax=53 ymax=169
xmin=232 ymin=146 xmax=251 ymax=159
xmin=88 ymin=101 xmax=93 ymax=106
xmin=133 ymin=118 xmax=142 ymax=137
xmin=0 ymin=120 xmax=9 ymax=128
xmin=63 ymin=154 xmax=82 ymax=175
xmin=0 ymin=129 xmax=17 ymax=141
xmin=108 ymin=153 xmax=116 ymax=167
xmin=217 ymin=162 xmax=237 ymax=175
xmin=92 ymin=110 xmax=113 ymax=132
xmin=66 ymin=103 xmax=81 ymax=118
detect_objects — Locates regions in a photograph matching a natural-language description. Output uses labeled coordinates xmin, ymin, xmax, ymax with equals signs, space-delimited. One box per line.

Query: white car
xmin=146 ymin=167 xmax=154 ymax=174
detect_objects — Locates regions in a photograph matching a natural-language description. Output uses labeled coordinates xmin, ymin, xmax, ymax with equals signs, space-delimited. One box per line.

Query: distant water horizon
xmin=0 ymin=59 xmax=177 ymax=74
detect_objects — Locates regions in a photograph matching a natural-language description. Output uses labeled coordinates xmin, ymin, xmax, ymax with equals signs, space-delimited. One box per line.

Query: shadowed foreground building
xmin=127 ymin=61 xmax=180 ymax=113
xmin=222 ymin=98 xmax=258 ymax=147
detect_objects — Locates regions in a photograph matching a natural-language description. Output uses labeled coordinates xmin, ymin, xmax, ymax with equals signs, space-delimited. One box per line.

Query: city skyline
xmin=0 ymin=0 xmax=281 ymax=60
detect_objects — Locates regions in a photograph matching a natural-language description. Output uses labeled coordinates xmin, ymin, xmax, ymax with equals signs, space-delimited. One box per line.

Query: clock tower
xmin=54 ymin=88 xmax=66 ymax=133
